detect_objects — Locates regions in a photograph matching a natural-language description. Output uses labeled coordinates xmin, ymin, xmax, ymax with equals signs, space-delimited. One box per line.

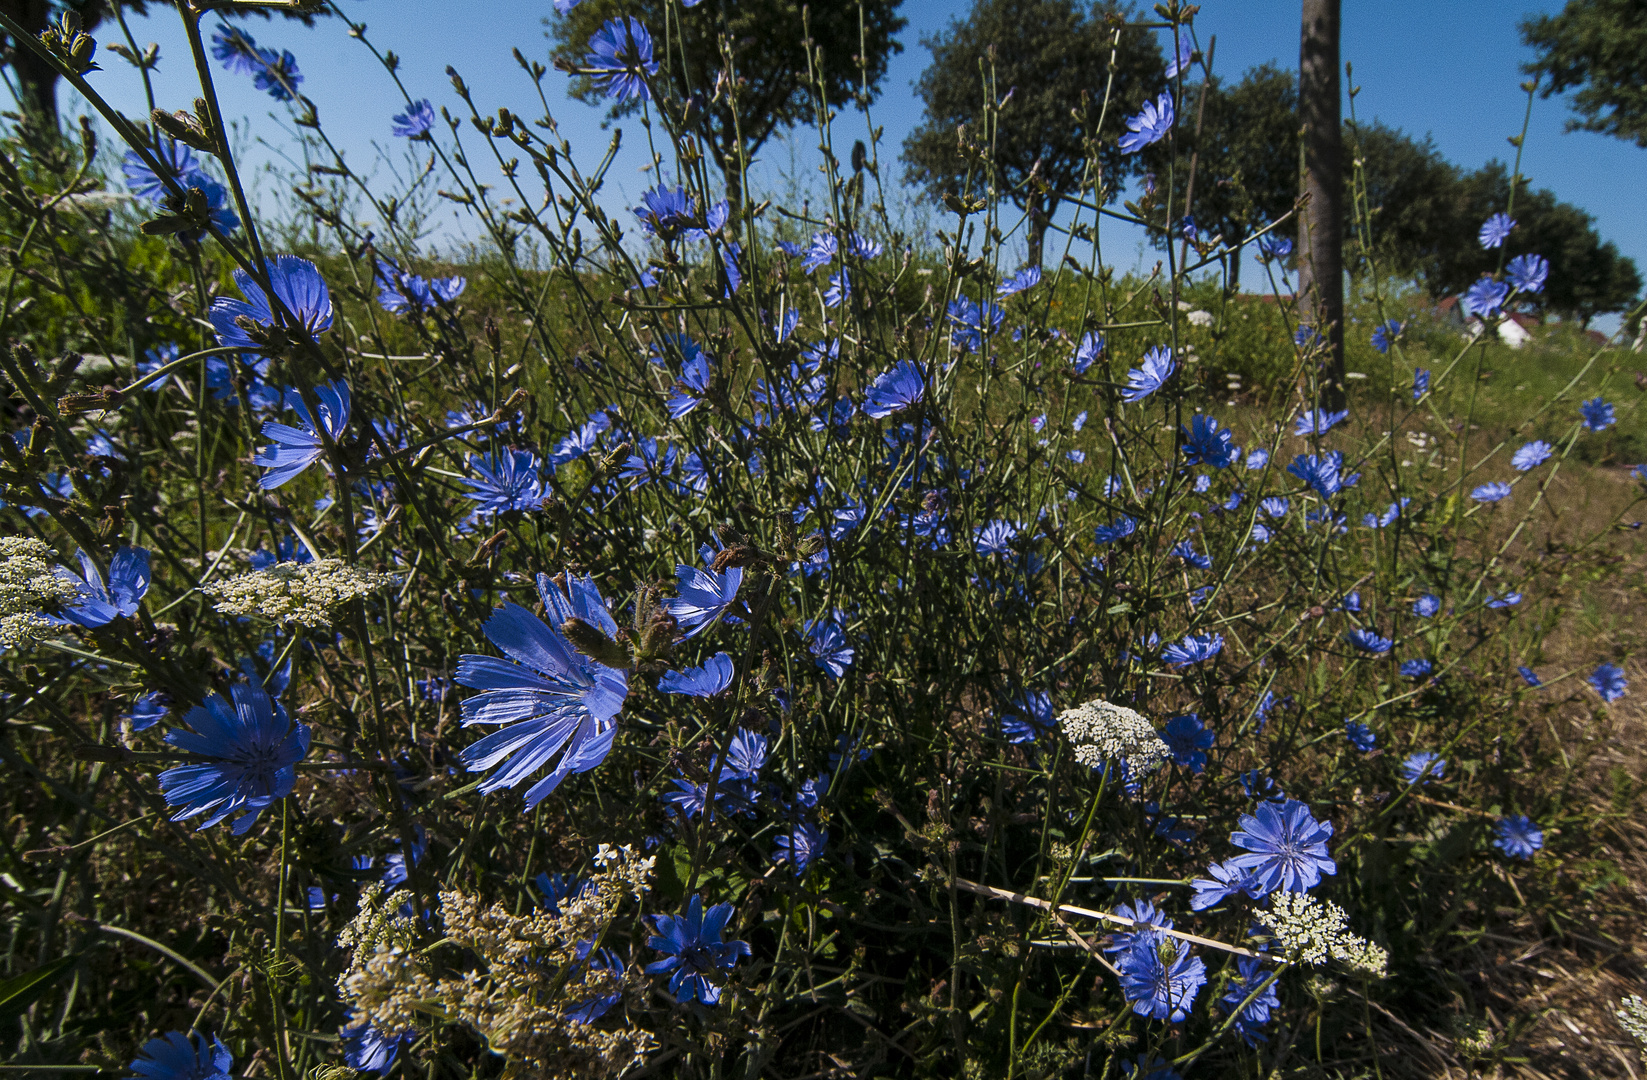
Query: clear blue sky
xmin=76 ymin=0 xmax=1640 ymax=323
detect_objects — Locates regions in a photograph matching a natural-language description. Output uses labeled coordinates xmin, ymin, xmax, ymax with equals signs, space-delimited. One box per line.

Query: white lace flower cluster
xmin=339 ymin=845 xmax=657 ymax=1080
xmin=1057 ymin=699 xmax=1169 ymax=775
xmin=0 ymin=537 xmax=81 ymax=647
xmin=206 ymin=559 xmax=393 ymax=627
xmin=1261 ymin=891 xmax=1388 ymax=977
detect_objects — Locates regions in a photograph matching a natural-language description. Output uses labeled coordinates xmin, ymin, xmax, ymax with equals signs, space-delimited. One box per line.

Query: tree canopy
xmin=1141 ymin=62 xmax=1298 ymax=291
xmin=1522 ymin=0 xmax=1647 ymax=148
xmin=1137 ymin=61 xmax=1639 ymax=323
xmin=900 ymin=0 xmax=1163 ymax=266
xmin=547 ymin=0 xmax=906 ymax=204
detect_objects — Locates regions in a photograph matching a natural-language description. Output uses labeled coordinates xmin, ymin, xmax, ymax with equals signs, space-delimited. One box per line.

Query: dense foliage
xmin=1 ymin=2 xmax=1645 ymax=1079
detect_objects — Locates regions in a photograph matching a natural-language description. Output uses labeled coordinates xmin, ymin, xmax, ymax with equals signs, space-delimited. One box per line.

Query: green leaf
xmin=0 ymin=953 xmax=81 ymax=1022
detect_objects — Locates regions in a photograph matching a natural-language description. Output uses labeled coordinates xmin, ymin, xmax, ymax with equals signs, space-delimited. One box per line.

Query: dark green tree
xmin=0 ymin=1 xmax=328 ymax=131
xmin=900 ymin=0 xmax=1163 ymax=267
xmin=1346 ymin=120 xmax=1461 ymax=280
xmin=1522 ymin=0 xmax=1647 ymax=147
xmin=1141 ymin=62 xmax=1298 ymax=291
xmin=1429 ymin=162 xmax=1640 ymax=325
xmin=1348 ymin=128 xmax=1640 ymax=324
xmin=547 ymin=0 xmax=906 ymax=206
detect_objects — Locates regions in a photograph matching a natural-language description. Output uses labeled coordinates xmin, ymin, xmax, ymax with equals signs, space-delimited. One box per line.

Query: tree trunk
xmin=1228 ymin=226 xmax=1244 ymax=294
xmin=1297 ymin=0 xmax=1345 ymax=409
xmin=1026 ymin=190 xmax=1048 ymax=268
xmin=2 ymin=0 xmax=61 ymax=131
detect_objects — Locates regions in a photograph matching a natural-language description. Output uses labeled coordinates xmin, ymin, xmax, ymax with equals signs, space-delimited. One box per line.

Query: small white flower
xmin=1057 ymin=699 xmax=1169 ymax=776
xmin=206 ymin=559 xmax=394 ymax=628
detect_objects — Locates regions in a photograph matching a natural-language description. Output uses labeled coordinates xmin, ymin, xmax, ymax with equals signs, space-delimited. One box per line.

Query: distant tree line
xmin=900 ymin=0 xmax=1641 ymax=325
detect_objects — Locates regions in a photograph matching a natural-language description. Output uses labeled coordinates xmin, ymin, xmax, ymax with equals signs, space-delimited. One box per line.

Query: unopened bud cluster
xmin=0 ymin=537 xmax=82 ymax=647
xmin=1261 ymin=891 xmax=1388 ymax=977
xmin=206 ymin=559 xmax=394 ymax=628
xmin=1058 ymin=699 xmax=1169 ymax=775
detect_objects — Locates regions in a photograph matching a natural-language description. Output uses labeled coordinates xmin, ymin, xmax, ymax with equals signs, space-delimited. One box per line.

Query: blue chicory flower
xmin=1345 ymin=721 xmax=1376 ymax=752
xmin=1189 ymin=860 xmax=1252 ymax=911
xmin=252 ymin=49 xmax=302 ymax=101
xmin=822 ymin=269 xmax=851 ymax=308
xmin=664 ymin=558 xmax=743 ymax=638
xmin=1104 ymin=900 xmax=1175 ymax=955
xmin=1072 ymin=331 xmax=1103 ymax=374
xmin=1413 ymin=594 xmax=1440 ymax=617
xmin=1094 ymin=515 xmax=1139 ymax=546
xmin=1164 ymin=35 xmax=1193 ymax=78
xmin=1371 ymin=320 xmax=1402 ymax=354
xmin=1000 ymin=690 xmax=1053 ymax=744
xmin=1294 ymin=408 xmax=1348 ymax=436
xmin=585 ymin=17 xmax=658 ymax=100
xmin=390 ymin=99 xmax=435 ymax=138
xmin=1255 ymin=234 xmax=1291 ymax=261
xmin=806 ymin=612 xmax=854 ymax=678
xmin=1116 ymin=933 xmax=1206 ymax=1022
xmin=375 ymin=259 xmax=466 ymax=314
xmin=1344 ymin=628 xmax=1392 ymax=654
xmin=127 ymin=1030 xmax=232 ymax=1080
xmin=772 ymin=822 xmax=827 ymax=874
xmin=1171 ymin=541 xmax=1211 ymax=570
xmin=997 ymin=265 xmax=1041 ymax=296
xmin=461 ymin=450 xmax=543 ymax=516
xmin=863 ymin=360 xmax=926 ymax=418
xmin=1493 ymin=815 xmax=1543 ymax=860
xmin=1413 ymin=368 xmax=1430 ymax=399
xmin=1478 ymin=213 xmax=1515 ymax=248
xmin=1163 ymin=713 xmax=1213 ymax=773
xmin=1119 ymin=91 xmax=1174 ymax=154
xmin=645 ymin=895 xmax=751 ymax=1005
xmin=453 ymin=572 xmax=630 ymax=807
xmin=1401 ymin=751 xmax=1445 ymax=785
xmin=659 ymin=652 xmax=735 ymax=697
xmin=1471 ymin=481 xmax=1512 ymax=503
xmin=1518 ymin=665 xmax=1542 ymax=687
xmin=341 ymin=1016 xmax=413 ymax=1075
xmin=974 ymin=519 xmax=1018 ymax=557
xmin=946 ymin=295 xmax=1005 ymax=353
xmin=1121 ymin=347 xmax=1175 ymax=403
xmin=1182 ymin=413 xmax=1237 ymax=468
xmin=256 ymin=381 xmax=351 ymax=490
xmin=1227 ymin=798 xmax=1336 ymax=896
xmin=1287 ymin=451 xmax=1358 ymax=498
xmin=1589 ymin=661 xmax=1628 ymax=702
xmin=1462 ymin=277 xmax=1510 ymax=318
xmin=158 ymin=681 xmax=311 ymax=834
xmin=1220 ymin=955 xmax=1280 ymax=1046
xmin=209 ymin=256 xmax=333 ymax=349
xmin=127 ymin=692 xmax=169 ymax=732
xmin=550 ymin=412 xmax=613 ymax=468
xmin=1580 ymin=397 xmax=1615 ymax=432
xmin=1400 ymin=658 xmax=1433 ymax=679
xmin=1162 ymin=632 xmax=1222 ymax=667
xmin=1506 ymin=253 xmax=1548 ymax=293
xmin=211 ymin=23 xmax=263 ymax=75
xmin=56 ymin=546 xmax=150 ymax=627
xmin=1512 ymin=440 xmax=1553 ymax=470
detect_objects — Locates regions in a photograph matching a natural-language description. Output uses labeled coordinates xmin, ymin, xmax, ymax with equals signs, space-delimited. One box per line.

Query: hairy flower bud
xmin=561 ymin=616 xmax=633 ymax=669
